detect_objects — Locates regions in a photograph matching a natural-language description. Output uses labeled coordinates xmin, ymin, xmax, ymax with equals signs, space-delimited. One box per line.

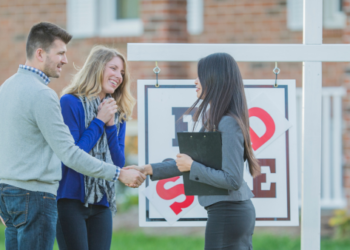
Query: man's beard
xmin=43 ymin=56 xmax=61 ymax=78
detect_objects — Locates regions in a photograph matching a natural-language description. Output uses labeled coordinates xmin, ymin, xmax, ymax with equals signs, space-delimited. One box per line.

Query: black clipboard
xmin=177 ymin=132 xmax=228 ymax=196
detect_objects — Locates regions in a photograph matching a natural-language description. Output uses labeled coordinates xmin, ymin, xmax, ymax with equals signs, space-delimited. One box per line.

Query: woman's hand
xmin=97 ymin=98 xmax=118 ymax=124
xmin=176 ymin=154 xmax=193 ymax=172
xmin=98 ymin=99 xmax=116 ymax=126
xmin=106 ymin=116 xmax=115 ymax=126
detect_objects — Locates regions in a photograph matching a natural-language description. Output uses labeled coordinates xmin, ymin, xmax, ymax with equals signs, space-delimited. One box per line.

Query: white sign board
xmin=138 ymin=79 xmax=299 ymax=227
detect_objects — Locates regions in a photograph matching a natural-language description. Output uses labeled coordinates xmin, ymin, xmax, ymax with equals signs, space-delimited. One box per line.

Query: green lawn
xmin=0 ymin=224 xmax=349 ymax=250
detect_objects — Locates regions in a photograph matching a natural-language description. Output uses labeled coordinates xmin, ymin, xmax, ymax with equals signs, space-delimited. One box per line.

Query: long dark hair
xmin=188 ymin=53 xmax=260 ymax=177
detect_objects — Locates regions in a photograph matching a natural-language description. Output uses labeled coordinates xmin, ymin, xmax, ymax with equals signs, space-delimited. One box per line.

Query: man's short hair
xmin=26 ymin=22 xmax=72 ymax=59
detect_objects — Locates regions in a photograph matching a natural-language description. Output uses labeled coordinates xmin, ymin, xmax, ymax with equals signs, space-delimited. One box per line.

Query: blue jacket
xmin=57 ymin=94 xmax=126 ymax=207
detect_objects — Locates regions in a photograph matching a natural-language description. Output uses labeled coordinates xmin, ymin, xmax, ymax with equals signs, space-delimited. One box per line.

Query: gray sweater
xmin=0 ymin=68 xmax=116 ymax=195
xmin=151 ymin=116 xmax=254 ymax=207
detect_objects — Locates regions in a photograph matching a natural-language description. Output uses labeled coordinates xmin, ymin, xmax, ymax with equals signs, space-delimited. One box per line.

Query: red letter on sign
xmin=249 ymin=107 xmax=276 ymax=151
xmin=156 ymin=177 xmax=195 ymax=215
xmin=252 ymin=159 xmax=276 ymax=198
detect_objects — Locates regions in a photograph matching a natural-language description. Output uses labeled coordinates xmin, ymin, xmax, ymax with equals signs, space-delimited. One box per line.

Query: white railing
xmin=296 ymin=87 xmax=346 ymax=209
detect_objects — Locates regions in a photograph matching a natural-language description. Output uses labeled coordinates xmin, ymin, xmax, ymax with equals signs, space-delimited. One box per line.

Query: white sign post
xmin=128 ymin=1 xmax=349 ymax=248
xmin=137 ymin=80 xmax=299 ymax=227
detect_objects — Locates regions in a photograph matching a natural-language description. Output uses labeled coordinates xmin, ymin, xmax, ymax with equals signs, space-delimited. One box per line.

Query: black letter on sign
xmin=172 ymin=107 xmax=197 ymax=147
xmin=252 ymin=159 xmax=276 ymax=198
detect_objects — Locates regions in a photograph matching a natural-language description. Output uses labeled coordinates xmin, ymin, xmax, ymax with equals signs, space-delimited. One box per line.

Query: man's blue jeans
xmin=0 ymin=184 xmax=57 ymax=250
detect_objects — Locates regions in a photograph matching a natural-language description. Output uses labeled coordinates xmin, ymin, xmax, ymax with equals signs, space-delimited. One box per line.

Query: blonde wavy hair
xmin=62 ymin=45 xmax=135 ymax=123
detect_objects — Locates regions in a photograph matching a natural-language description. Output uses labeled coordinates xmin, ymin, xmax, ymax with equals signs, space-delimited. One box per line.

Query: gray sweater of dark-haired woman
xmin=150 ymin=115 xmax=254 ymax=208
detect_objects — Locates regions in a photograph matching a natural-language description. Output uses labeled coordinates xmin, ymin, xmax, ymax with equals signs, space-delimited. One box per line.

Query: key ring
xmin=273 ymin=62 xmax=280 ymax=87
xmin=153 ymin=62 xmax=161 ymax=87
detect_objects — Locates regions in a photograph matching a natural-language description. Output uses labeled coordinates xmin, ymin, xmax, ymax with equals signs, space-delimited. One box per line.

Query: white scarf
xmin=79 ymin=95 xmax=120 ymax=214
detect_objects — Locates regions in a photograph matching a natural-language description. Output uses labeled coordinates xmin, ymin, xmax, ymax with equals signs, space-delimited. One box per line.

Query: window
xmin=116 ymin=0 xmax=140 ymax=20
xmin=67 ymin=0 xmax=143 ymax=38
xmin=98 ymin=0 xmax=143 ymax=37
xmin=67 ymin=0 xmax=203 ymax=38
xmin=323 ymin=0 xmax=345 ymax=29
xmin=287 ymin=0 xmax=345 ymax=31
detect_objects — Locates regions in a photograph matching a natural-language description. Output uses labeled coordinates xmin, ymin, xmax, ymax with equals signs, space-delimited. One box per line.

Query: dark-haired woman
xmin=126 ymin=53 xmax=260 ymax=250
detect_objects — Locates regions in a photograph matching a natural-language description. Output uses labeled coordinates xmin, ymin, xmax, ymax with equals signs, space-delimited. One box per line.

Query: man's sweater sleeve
xmin=33 ymin=89 xmax=116 ymax=181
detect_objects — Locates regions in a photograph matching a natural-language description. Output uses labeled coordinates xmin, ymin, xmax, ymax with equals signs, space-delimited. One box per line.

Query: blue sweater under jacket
xmin=57 ymin=94 xmax=126 ymax=207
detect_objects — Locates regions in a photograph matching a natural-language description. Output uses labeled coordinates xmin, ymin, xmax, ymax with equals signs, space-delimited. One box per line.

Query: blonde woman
xmin=56 ymin=46 xmax=136 ymax=250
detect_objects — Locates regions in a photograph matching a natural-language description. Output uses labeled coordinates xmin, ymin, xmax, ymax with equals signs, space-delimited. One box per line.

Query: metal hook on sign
xmin=153 ymin=62 xmax=161 ymax=87
xmin=273 ymin=62 xmax=280 ymax=88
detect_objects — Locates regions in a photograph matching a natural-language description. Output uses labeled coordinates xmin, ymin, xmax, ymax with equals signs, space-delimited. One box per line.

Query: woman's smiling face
xmin=195 ymin=77 xmax=203 ymax=99
xmin=100 ymin=56 xmax=124 ymax=99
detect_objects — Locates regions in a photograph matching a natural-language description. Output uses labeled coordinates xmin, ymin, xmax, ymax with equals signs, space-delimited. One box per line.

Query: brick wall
xmin=0 ymin=0 xmax=349 ymax=211
xmin=0 ymin=0 xmax=66 ymax=88
xmin=138 ymin=0 xmax=189 ymax=84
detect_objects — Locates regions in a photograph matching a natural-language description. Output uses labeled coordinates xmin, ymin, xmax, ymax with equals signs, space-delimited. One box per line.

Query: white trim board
xmin=127 ymin=44 xmax=350 ymax=62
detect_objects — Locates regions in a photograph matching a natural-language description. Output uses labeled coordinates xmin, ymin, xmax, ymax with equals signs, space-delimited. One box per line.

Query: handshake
xmin=118 ymin=164 xmax=152 ymax=188
xmin=118 ymin=154 xmax=193 ymax=188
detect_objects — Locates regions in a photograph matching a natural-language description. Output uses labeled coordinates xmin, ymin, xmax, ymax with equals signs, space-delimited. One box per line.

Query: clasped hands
xmin=97 ymin=98 xmax=118 ymax=126
xmin=123 ymin=154 xmax=193 ymax=188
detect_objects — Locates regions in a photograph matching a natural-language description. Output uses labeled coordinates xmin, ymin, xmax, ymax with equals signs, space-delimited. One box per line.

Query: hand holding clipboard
xmin=177 ymin=132 xmax=228 ymax=196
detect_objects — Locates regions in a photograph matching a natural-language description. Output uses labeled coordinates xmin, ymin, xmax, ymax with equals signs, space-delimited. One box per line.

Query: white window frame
xmin=323 ymin=0 xmax=346 ymax=29
xmin=66 ymin=0 xmax=98 ymax=39
xmin=287 ymin=0 xmax=303 ymax=31
xmin=67 ymin=0 xmax=143 ymax=39
xmin=187 ymin=0 xmax=204 ymax=35
xmin=287 ymin=0 xmax=345 ymax=31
